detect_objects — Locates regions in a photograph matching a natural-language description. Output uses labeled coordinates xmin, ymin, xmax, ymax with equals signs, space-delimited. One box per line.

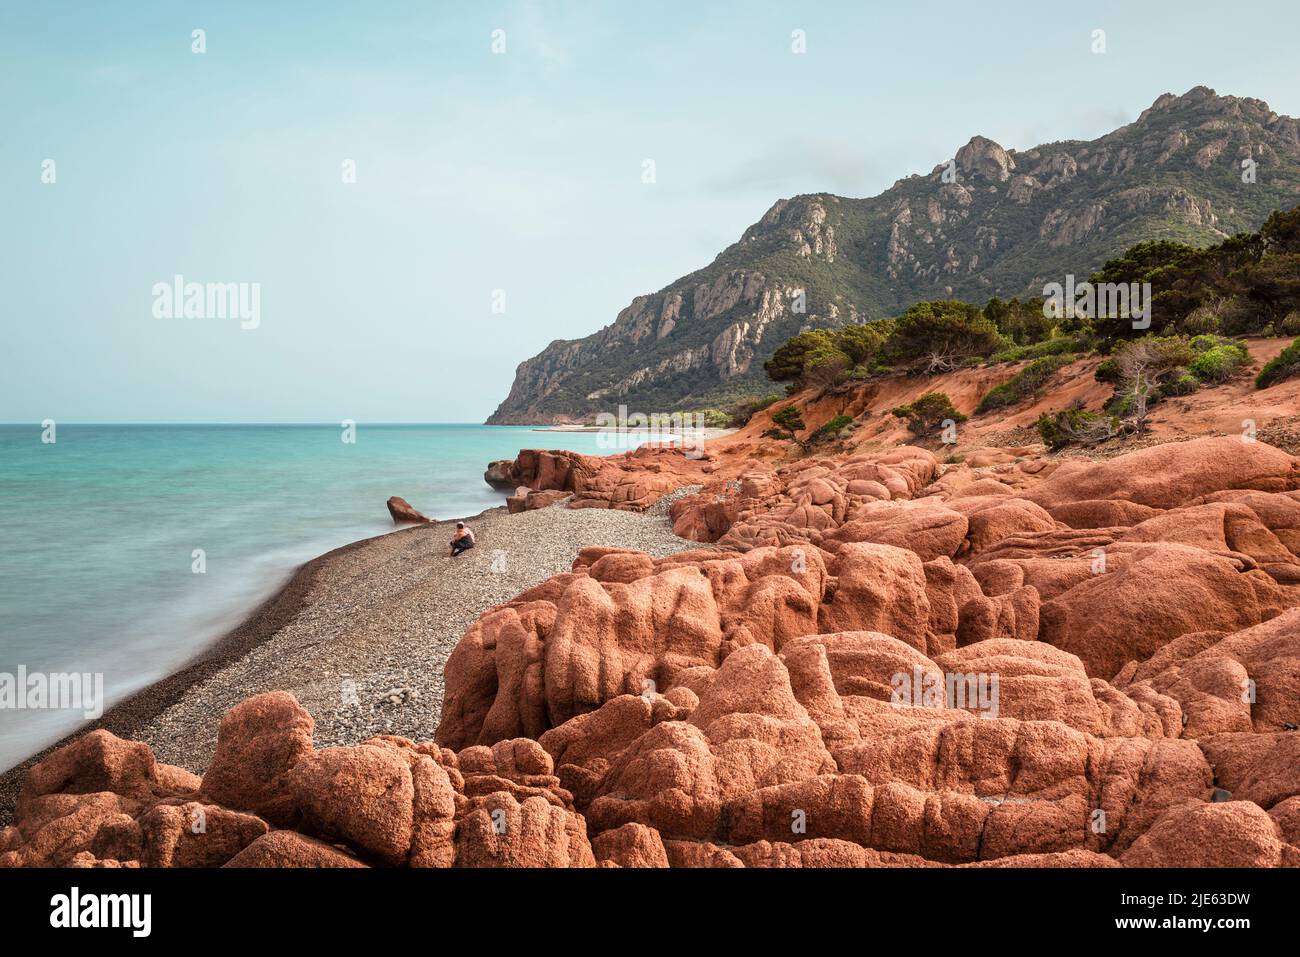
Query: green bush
xmin=1189 ymin=344 xmax=1249 ymax=383
xmin=1158 ymin=371 xmax=1199 ymax=398
xmin=1257 ymin=338 xmax=1300 ymax=389
xmin=989 ymin=336 xmax=1088 ymax=364
xmin=1280 ymin=311 xmax=1300 ymax=337
xmin=801 ymin=343 xmax=853 ymax=389
xmin=882 ymin=301 xmax=1008 ymax=373
xmin=892 ymin=392 xmax=967 ymax=436
xmin=976 ymin=355 xmax=1073 ymax=413
xmin=771 ymin=405 xmax=806 ymax=432
xmin=983 ymin=295 xmax=1056 ymax=345
xmin=1189 ymin=334 xmax=1248 ymax=356
xmin=835 ymin=322 xmax=891 ymax=366
xmin=811 ymin=414 xmax=854 ymax=442
xmin=1036 ymin=409 xmax=1120 ymax=450
xmin=765 ymin=323 xmax=893 ymax=388
xmin=761 ymin=428 xmax=793 ymax=440
xmin=765 ymin=330 xmax=836 ymax=382
xmin=1180 ymin=303 xmax=1222 ymax=336
xmin=1094 ymin=357 xmax=1121 ymax=384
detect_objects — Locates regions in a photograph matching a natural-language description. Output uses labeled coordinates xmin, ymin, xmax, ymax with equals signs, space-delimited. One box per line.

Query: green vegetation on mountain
xmin=489 ymin=88 xmax=1300 ymax=423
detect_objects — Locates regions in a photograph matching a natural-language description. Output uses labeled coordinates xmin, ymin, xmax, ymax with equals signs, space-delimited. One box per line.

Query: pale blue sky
xmin=3 ymin=0 xmax=1298 ymax=422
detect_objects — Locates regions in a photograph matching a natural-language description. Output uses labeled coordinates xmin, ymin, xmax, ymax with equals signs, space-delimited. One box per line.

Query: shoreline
xmin=0 ymin=520 xmax=426 ymax=824
xmin=0 ymin=498 xmax=695 ymax=825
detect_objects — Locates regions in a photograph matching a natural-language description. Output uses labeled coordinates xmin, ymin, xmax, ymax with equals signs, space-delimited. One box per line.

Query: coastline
xmin=0 ymin=497 xmax=695 ymax=825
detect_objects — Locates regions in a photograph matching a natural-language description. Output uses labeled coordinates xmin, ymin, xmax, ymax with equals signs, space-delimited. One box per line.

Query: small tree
xmin=771 ymin=405 xmax=806 ymax=433
xmin=1112 ymin=336 xmax=1193 ymax=434
xmin=1036 ymin=408 xmax=1120 ymax=450
xmin=801 ymin=342 xmax=853 ymax=390
xmin=764 ymin=330 xmax=836 ymax=382
xmin=835 ymin=322 xmax=890 ymax=366
xmin=884 ymin=301 xmax=1007 ymax=373
xmin=891 ymin=392 xmax=967 ymax=437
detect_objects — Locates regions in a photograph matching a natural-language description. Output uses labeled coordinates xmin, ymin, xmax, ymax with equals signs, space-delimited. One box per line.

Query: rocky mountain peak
xmin=488 ymin=87 xmax=1300 ymax=424
xmin=955 ymin=135 xmax=1014 ymax=182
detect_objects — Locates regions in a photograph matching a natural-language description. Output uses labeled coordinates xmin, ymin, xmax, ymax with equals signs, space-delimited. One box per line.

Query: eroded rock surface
xmin=6 ymin=437 xmax=1300 ymax=867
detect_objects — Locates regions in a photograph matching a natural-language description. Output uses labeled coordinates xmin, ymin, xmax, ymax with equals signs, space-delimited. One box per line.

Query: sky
xmin=3 ymin=0 xmax=1299 ymax=423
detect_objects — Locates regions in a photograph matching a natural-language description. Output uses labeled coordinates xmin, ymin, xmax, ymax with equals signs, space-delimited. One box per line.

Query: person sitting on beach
xmin=449 ymin=522 xmax=475 ymax=557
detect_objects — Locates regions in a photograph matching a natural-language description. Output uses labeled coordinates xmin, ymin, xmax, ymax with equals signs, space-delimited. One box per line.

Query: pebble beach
xmin=0 ymin=494 xmax=700 ymax=823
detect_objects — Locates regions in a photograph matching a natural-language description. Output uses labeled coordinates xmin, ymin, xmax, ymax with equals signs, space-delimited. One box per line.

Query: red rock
xmin=201 ymin=690 xmax=315 ymax=826
xmin=1024 ymin=435 xmax=1300 ymax=511
xmin=1039 ymin=543 xmax=1292 ymax=678
xmin=386 ymin=495 xmax=430 ymax=523
xmin=1121 ymin=801 xmax=1284 ymax=867
xmin=483 ymin=459 xmax=520 ymax=491
xmin=138 ymin=801 xmax=268 ymax=867
xmin=591 ymin=822 xmax=669 ymax=867
xmin=288 ymin=744 xmax=415 ymax=866
xmin=818 ymin=543 xmax=931 ymax=652
xmin=223 ymin=830 xmax=367 ymax=867
xmin=454 ymin=792 xmax=595 ymax=867
xmin=19 ymin=730 xmax=157 ymax=807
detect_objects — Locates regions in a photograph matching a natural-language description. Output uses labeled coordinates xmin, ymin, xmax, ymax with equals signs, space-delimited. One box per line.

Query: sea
xmin=0 ymin=423 xmax=642 ymax=772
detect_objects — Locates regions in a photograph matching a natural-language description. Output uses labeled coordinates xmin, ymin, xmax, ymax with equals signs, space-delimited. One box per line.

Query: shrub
xmin=810 ymin=414 xmax=854 ymax=442
xmin=1219 ymin=296 xmax=1262 ymax=337
xmin=1180 ymin=303 xmax=1222 ymax=335
xmin=882 ymin=301 xmax=1008 ymax=373
xmin=1189 ymin=334 xmax=1248 ymax=355
xmin=1257 ymin=337 xmax=1300 ymax=389
xmin=802 ymin=342 xmax=853 ymax=389
xmin=771 ymin=405 xmax=806 ymax=432
xmin=976 ymin=355 xmax=1073 ymax=413
xmin=765 ymin=330 xmax=836 ymax=382
xmin=1280 ymin=311 xmax=1300 ymax=337
xmin=1188 ymin=344 xmax=1250 ymax=383
xmin=983 ymin=295 xmax=1055 ymax=345
xmin=1036 ymin=409 xmax=1120 ymax=450
xmin=761 ymin=428 xmax=793 ymax=440
xmin=835 ymin=322 xmax=891 ymax=366
xmin=1094 ymin=357 xmax=1121 ymax=384
xmin=891 ymin=392 xmax=967 ymax=437
xmin=989 ymin=335 xmax=1089 ymax=364
xmin=1158 ymin=371 xmax=1199 ymax=398
xmin=1108 ymin=336 xmax=1196 ymax=434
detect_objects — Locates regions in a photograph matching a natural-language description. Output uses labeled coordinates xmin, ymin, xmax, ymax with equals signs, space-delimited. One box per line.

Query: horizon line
xmin=0 ymin=421 xmax=514 ymax=427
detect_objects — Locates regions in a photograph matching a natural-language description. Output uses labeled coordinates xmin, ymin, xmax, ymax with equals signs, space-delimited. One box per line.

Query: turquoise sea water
xmin=0 ymin=423 xmax=628 ymax=771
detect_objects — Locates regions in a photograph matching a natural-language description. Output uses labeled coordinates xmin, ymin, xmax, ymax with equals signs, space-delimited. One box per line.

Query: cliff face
xmin=488 ymin=87 xmax=1300 ymax=423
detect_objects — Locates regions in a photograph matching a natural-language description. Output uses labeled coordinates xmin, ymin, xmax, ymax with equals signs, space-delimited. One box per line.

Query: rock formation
xmin=7 ymin=435 xmax=1299 ymax=867
xmin=386 ymin=496 xmax=430 ymax=524
xmin=490 ymin=444 xmax=718 ymax=512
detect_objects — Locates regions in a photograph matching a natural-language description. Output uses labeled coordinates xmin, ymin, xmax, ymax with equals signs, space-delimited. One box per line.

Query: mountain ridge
xmin=488 ymin=87 xmax=1300 ymax=424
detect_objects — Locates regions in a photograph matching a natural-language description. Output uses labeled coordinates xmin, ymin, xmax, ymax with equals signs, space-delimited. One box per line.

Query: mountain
xmin=487 ymin=87 xmax=1300 ymax=424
